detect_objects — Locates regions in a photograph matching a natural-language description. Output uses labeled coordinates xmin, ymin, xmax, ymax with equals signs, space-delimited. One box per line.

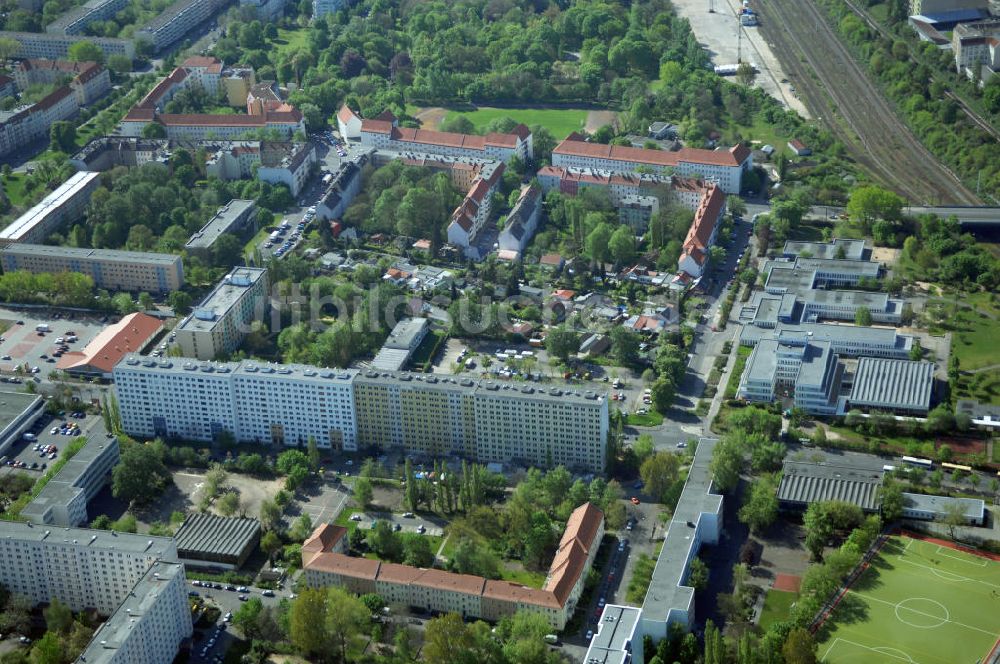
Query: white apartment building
xmin=0 ymin=244 xmax=184 ymax=293
xmin=446 ymin=163 xmax=505 ymax=259
xmin=77 ymin=561 xmax=192 ymax=664
xmin=21 ymin=436 xmax=120 ymax=527
xmin=13 ymin=60 xmax=111 ymax=105
xmin=336 ymin=104 xmax=362 ymax=139
xmin=312 ymin=0 xmax=346 ymax=18
xmin=0 ymin=522 xmax=178 ymax=615
xmin=114 ymin=362 xmax=610 ymax=472
xmin=134 ymin=0 xmax=230 ymax=52
xmin=551 ymin=134 xmax=752 ymax=194
xmin=0 ymin=31 xmax=134 ymax=59
xmin=46 ymin=0 xmax=128 ymax=34
xmin=175 ymin=267 xmax=269 ymax=360
xmin=497 ymin=184 xmax=542 ymax=258
xmin=184 ymin=199 xmax=257 ymax=258
xmin=0 ymin=171 xmax=101 ymax=247
xmin=239 ymin=0 xmax=288 ymax=20
xmin=0 ymin=86 xmax=78 ymax=157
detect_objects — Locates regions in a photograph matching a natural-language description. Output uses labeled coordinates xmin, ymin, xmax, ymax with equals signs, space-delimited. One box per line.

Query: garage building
xmin=174 ymin=513 xmax=261 ymax=569
xmin=777 ymin=460 xmax=883 ymax=513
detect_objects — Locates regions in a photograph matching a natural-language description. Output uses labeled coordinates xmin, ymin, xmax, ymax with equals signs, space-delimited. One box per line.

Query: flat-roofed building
xmin=740 ymin=322 xmax=914 ymax=359
xmin=184 ymin=199 xmax=257 ymax=258
xmin=782 ymin=238 xmax=867 ymax=261
xmin=737 ymin=339 xmax=846 ymax=415
xmin=134 ymin=0 xmax=230 ymax=51
xmin=21 ymin=436 xmax=119 ymax=527
xmin=0 ymin=391 xmax=46 ymax=457
xmin=0 ymin=521 xmax=178 ymax=614
xmin=46 ymin=0 xmax=128 ymax=34
xmin=372 ymin=317 xmax=429 ymax=371
xmin=640 ymin=438 xmax=722 ymax=637
xmin=0 ymin=244 xmax=183 ymax=293
xmin=0 ymin=171 xmax=101 ymax=247
xmin=56 ymin=312 xmax=163 ymax=379
xmin=175 ymin=267 xmax=268 ymax=360
xmin=174 ymin=513 xmax=261 ymax=569
xmin=0 ymin=31 xmax=134 ymax=60
xmin=583 ymin=605 xmax=644 ymax=664
xmin=849 ymin=358 xmax=935 ymax=415
xmin=777 ymin=459 xmax=883 ymax=513
xmin=901 ymin=492 xmax=985 ymax=526
xmin=76 ymin=560 xmax=191 ymax=664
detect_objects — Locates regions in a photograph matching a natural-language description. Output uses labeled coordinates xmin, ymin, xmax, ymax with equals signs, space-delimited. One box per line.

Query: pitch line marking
xmin=850 ymin=591 xmax=996 ymax=637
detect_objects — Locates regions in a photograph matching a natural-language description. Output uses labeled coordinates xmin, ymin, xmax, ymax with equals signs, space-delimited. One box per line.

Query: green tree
xmin=28 ymin=632 xmax=63 ymax=664
xmin=0 ymin=37 xmax=21 ymax=67
xmin=688 ymin=556 xmax=709 ymax=592
xmin=232 ymin=597 xmax=264 ymax=639
xmin=112 ymin=440 xmax=170 ymax=506
xmin=217 ymin=491 xmax=240 ymax=516
xmin=880 ymin=478 xmax=903 ymax=521
xmin=168 ymin=290 xmax=192 ymax=315
xmin=324 ymin=587 xmax=371 ymax=663
xmin=403 ymin=534 xmax=434 ymax=567
xmin=854 ymin=306 xmax=872 ymax=326
xmin=639 ymin=451 xmax=680 ymax=503
xmin=289 ymin=588 xmax=329 ymax=656
xmin=367 ymin=521 xmax=403 ymax=561
xmin=49 ymin=121 xmax=76 ymax=153
xmin=609 ymin=326 xmax=640 ymax=366
xmin=585 ymin=223 xmax=613 ymax=263
xmin=141 ymin=123 xmax=167 ymax=139
xmin=260 ymin=530 xmax=282 ymax=564
xmin=782 ymin=628 xmax=817 ymax=664
xmin=942 ymin=500 xmax=968 ymax=539
xmin=259 ymin=498 xmax=282 ymax=531
xmin=633 ymin=434 xmax=654 ymax=461
xmin=650 ymin=377 xmax=676 ymax=413
xmin=67 ymin=40 xmax=104 ymax=63
xmin=354 ymin=476 xmax=373 ymax=508
xmin=107 ymin=54 xmax=132 ymax=74
xmin=738 ymin=474 xmax=779 ymax=533
xmin=609 ymin=225 xmax=636 ymax=264
xmin=545 ymin=325 xmax=579 ymax=363
xmin=42 ymin=598 xmax=72 ymax=633
xmin=289 ymin=513 xmax=314 ymax=541
xmin=709 ymin=436 xmax=742 ymax=491
xmin=846 ymin=185 xmax=904 ymax=231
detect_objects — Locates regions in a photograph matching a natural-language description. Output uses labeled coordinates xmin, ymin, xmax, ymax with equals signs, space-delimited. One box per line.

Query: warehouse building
xmin=849 ymin=358 xmax=936 ymax=415
xmin=21 ymin=436 xmax=120 ymax=527
xmin=777 ymin=460 xmax=883 ymax=513
xmin=174 ymin=513 xmax=261 ymax=569
xmin=0 ymin=244 xmax=183 ymax=293
xmin=0 ymin=171 xmax=101 ymax=247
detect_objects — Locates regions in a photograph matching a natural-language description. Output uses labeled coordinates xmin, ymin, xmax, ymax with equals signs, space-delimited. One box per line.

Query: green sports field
xmin=442 ymin=107 xmax=590 ymax=139
xmin=818 ymin=535 xmax=1000 ymax=664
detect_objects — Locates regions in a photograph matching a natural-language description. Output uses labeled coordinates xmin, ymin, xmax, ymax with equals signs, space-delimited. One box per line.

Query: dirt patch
xmin=871 ymin=246 xmax=900 ymax=265
xmin=773 ymin=573 xmax=802 ymax=592
xmin=412 ymin=107 xmax=447 ymax=130
xmin=585 ymin=110 xmax=618 ymax=133
xmin=135 ymin=470 xmax=285 ymax=527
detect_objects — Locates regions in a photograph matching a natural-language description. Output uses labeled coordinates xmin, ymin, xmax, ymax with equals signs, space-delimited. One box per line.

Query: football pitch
xmin=818 ymin=534 xmax=1000 ymax=664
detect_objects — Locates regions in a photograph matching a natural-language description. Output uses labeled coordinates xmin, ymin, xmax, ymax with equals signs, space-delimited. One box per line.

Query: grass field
xmin=818 ymin=535 xmax=1000 ymax=664
xmin=439 ymin=107 xmax=589 ymax=139
xmin=1 ymin=173 xmax=28 ymax=207
xmin=759 ymin=589 xmax=797 ymax=630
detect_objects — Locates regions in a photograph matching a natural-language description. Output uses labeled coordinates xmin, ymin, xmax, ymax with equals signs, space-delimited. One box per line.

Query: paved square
xmin=819 ymin=534 xmax=1000 ymax=664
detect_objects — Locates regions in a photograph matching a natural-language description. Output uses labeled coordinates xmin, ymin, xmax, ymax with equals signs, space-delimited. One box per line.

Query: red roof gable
xmin=56 ymin=313 xmax=163 ymax=375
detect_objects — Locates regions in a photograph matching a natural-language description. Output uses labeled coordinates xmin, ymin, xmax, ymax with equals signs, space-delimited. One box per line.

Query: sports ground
xmin=818 ymin=534 xmax=1000 ymax=664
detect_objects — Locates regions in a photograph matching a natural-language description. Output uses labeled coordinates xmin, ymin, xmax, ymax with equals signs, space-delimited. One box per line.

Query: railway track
xmin=754 ymin=0 xmax=980 ymax=205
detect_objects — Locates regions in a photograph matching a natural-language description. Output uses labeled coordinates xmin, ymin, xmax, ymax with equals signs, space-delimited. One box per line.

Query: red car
xmin=630 ymin=497 xmax=640 ymax=505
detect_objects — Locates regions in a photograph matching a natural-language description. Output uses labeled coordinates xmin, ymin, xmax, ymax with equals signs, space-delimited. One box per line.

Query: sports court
xmin=818 ymin=534 xmax=1000 ymax=664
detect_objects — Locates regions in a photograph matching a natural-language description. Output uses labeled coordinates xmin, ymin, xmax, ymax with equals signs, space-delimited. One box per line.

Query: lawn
xmin=758 ymin=589 xmax=797 ymax=630
xmin=626 ymin=410 xmax=665 ymax=427
xmin=2 ymin=173 xmax=30 ymax=207
xmin=817 ymin=534 xmax=1000 ymax=664
xmin=272 ymin=28 xmax=309 ymax=59
xmin=940 ymin=307 xmax=997 ymax=370
xmin=436 ymin=106 xmax=589 ymax=140
xmin=723 ymin=345 xmax=752 ymax=400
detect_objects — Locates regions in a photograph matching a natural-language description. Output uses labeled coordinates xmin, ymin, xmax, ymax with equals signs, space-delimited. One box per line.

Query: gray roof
xmin=503 ymin=185 xmax=540 ymax=241
xmin=803 ymin=289 xmax=889 ymax=309
xmin=174 ymin=513 xmax=261 ymax=558
xmin=0 ymin=391 xmax=42 ymax=430
xmin=850 ymin=358 xmax=934 ymax=411
xmin=901 ymin=492 xmax=984 ymax=520
xmin=371 ymin=348 xmax=411 ymax=371
xmin=22 ymin=436 xmax=119 ymax=523
xmin=783 ymin=239 xmax=866 ymax=260
xmin=796 ymin=341 xmax=833 ymax=388
xmin=0 ymin=520 xmax=176 ymax=555
xmin=777 ymin=460 xmax=883 ymax=511
xmin=0 ymin=171 xmax=100 ymax=243
xmin=1 ymin=243 xmax=181 ymax=266
xmin=793 ymin=257 xmax=881 ymax=279
xmin=382 ymin=318 xmax=428 ymax=350
xmin=642 ymin=438 xmax=723 ymax=621
xmin=582 ymin=604 xmax=642 ymax=664
xmin=740 ymin=322 xmax=912 ymax=354
xmin=176 ymin=267 xmax=267 ymax=334
xmin=77 ymin=561 xmax=188 ymax=660
xmin=744 ymin=339 xmax=779 ymax=383
xmin=117 ymin=355 xmax=359 ymax=387
xmin=184 ymin=199 xmax=256 ymax=251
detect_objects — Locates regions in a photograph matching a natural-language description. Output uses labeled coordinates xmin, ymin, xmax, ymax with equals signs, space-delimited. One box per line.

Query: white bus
xmin=901 ymin=456 xmax=933 ymax=469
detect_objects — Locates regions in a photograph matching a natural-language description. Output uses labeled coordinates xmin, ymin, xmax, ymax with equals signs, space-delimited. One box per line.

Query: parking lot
xmin=350 ymin=510 xmax=444 ymax=537
xmin=0 ymin=411 xmax=101 ymax=475
xmin=0 ymin=308 xmax=112 ymax=382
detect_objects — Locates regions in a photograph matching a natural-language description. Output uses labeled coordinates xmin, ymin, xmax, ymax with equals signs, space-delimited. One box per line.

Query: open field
xmin=754 ymin=0 xmax=979 ymax=205
xmin=759 ymin=589 xmax=797 ymax=630
xmin=412 ymin=106 xmax=590 ymax=139
xmin=817 ymin=534 xmax=1000 ymax=664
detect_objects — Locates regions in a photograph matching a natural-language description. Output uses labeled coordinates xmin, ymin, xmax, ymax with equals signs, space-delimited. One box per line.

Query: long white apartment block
xmin=0 ymin=521 xmax=178 ymax=614
xmin=114 ymin=360 xmax=609 ymax=472
xmin=21 ymin=436 xmax=120 ymax=527
xmin=0 ymin=171 xmax=101 ymax=247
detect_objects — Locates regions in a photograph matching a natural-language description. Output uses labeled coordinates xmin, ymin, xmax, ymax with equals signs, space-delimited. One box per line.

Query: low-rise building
xmin=371 ymin=317 xmax=430 ymax=371
xmin=0 ymin=244 xmax=184 ymax=293
xmin=21 ymin=436 xmax=120 ymax=527
xmin=738 ymin=339 xmax=846 ymax=415
xmin=901 ymin=492 xmax=985 ymax=526
xmin=0 ymin=391 xmax=46 ymax=457
xmin=175 ymin=267 xmax=269 ymax=360
xmin=849 ymin=358 xmax=935 ymax=415
xmin=303 ymin=503 xmax=604 ymax=629
xmin=56 ymin=312 xmax=163 ymax=379
xmin=184 ymin=199 xmax=258 ymax=258
xmin=0 ymin=171 xmax=101 ymax=247
xmin=740 ymin=323 xmax=914 ymax=359
xmin=777 ymin=459 xmax=883 ymax=513
xmin=174 ymin=513 xmax=261 ymax=569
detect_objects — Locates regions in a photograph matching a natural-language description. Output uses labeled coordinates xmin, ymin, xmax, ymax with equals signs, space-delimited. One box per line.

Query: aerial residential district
xmin=0 ymin=0 xmax=998 ymax=663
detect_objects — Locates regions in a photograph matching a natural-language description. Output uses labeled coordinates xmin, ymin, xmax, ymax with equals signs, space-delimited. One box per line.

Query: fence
xmin=808 ymin=533 xmax=890 ymax=634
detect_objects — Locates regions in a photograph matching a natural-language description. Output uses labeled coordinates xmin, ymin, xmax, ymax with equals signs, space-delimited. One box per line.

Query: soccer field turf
xmin=818 ymin=535 xmax=1000 ymax=664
